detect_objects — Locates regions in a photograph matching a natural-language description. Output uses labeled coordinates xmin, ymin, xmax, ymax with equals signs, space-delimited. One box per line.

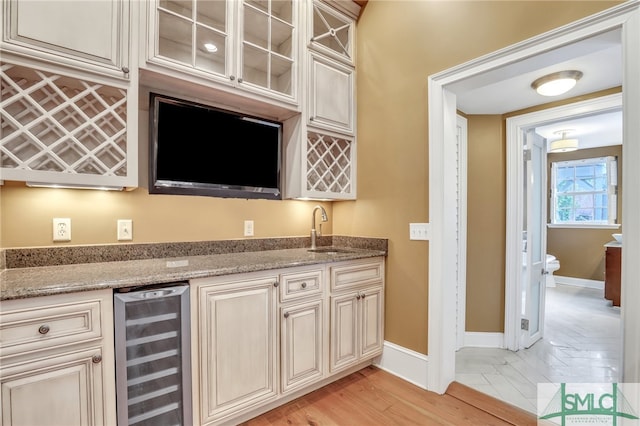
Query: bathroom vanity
xmin=604 ymin=242 xmax=622 ymax=307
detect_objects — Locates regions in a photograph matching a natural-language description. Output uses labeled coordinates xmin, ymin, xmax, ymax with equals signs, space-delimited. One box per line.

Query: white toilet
xmin=545 ymin=254 xmax=560 ymax=287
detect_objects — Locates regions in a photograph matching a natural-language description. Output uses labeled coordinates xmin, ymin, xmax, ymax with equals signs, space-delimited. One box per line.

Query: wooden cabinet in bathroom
xmin=604 ymin=245 xmax=621 ymax=307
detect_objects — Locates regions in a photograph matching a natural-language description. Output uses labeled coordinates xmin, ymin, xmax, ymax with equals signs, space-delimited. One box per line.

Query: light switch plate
xmin=244 ymin=220 xmax=254 ymax=237
xmin=409 ymin=223 xmax=430 ymax=240
xmin=117 ymin=219 xmax=133 ymax=241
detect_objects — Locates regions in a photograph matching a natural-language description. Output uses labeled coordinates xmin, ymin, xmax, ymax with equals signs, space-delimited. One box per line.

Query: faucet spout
xmin=311 ymin=205 xmax=328 ymax=249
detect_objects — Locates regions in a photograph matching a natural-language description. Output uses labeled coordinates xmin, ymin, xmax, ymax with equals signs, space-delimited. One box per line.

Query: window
xmin=550 ymin=156 xmax=617 ymax=225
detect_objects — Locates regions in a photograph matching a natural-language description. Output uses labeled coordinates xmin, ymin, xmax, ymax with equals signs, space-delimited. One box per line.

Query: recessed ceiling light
xmin=204 ymin=43 xmax=218 ymax=53
xmin=531 ymin=70 xmax=583 ymax=97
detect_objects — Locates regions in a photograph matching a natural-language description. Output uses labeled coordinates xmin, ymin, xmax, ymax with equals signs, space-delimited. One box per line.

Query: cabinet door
xmin=329 ymin=292 xmax=358 ymax=372
xmin=149 ymin=0 xmax=230 ymax=79
xmin=3 ymin=0 xmax=130 ymax=78
xmin=198 ymin=276 xmax=278 ymax=424
xmin=309 ymin=1 xmax=354 ymax=64
xmin=239 ymin=0 xmax=297 ymax=101
xmin=281 ymin=300 xmax=324 ymax=393
xmin=1 ymin=348 xmax=108 ymax=426
xmin=308 ymin=53 xmax=354 ymax=135
xmin=359 ymin=287 xmax=384 ymax=359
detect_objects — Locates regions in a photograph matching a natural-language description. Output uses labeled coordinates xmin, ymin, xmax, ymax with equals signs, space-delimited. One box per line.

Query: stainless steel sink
xmin=307 ymin=247 xmax=356 ymax=254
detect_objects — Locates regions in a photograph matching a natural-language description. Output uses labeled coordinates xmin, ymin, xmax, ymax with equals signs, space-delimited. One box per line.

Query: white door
xmin=521 ymin=129 xmax=547 ymax=349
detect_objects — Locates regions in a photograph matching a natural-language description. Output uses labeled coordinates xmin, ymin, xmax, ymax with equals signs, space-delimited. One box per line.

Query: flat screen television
xmin=149 ymin=93 xmax=283 ymax=200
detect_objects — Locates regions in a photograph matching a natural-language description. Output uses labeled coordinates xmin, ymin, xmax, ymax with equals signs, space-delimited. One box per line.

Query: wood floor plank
xmin=241 ymin=367 xmax=532 ymax=425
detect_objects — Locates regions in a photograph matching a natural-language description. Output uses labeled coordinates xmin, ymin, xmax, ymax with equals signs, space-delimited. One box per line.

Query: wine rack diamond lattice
xmin=0 ymin=62 xmax=128 ymax=179
xmin=306 ymin=131 xmax=352 ymax=194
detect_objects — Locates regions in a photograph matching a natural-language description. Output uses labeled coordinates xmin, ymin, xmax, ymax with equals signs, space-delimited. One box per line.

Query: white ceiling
xmin=449 ymin=28 xmax=623 ymax=151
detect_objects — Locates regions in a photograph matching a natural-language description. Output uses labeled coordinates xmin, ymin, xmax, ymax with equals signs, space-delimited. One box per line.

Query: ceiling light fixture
xmin=203 ymin=43 xmax=218 ymax=53
xmin=531 ymin=70 xmax=583 ymax=97
xmin=549 ymin=130 xmax=579 ymax=153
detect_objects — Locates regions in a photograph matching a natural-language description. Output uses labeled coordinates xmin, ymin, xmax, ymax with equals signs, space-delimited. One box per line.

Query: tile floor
xmin=455 ymin=283 xmax=621 ymax=414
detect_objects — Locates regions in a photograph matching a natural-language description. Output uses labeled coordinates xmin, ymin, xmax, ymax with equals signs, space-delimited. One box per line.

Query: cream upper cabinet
xmin=308 ymin=51 xmax=354 ymax=135
xmin=1 ymin=0 xmax=131 ymax=79
xmin=308 ymin=1 xmax=355 ymax=65
xmin=193 ymin=272 xmax=279 ymax=425
xmin=143 ymin=0 xmax=299 ymax=107
xmin=0 ymin=60 xmax=139 ymax=188
xmin=0 ymin=290 xmax=116 ymax=426
xmin=284 ymin=0 xmax=357 ymax=200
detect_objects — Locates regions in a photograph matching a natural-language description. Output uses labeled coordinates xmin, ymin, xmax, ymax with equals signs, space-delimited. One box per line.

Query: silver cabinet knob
xmin=121 ymin=67 xmax=129 ymax=74
xmin=92 ymin=354 xmax=102 ymax=364
xmin=301 ymin=282 xmax=307 ymax=289
xmin=238 ymin=78 xmax=243 ymax=83
xmin=230 ymin=75 xmax=236 ymax=81
xmin=284 ymin=312 xmax=290 ymax=318
xmin=273 ymin=281 xmax=280 ymax=288
xmin=361 ymin=293 xmax=366 ymax=299
xmin=38 ymin=325 xmax=50 ymax=335
xmin=356 ymin=294 xmax=361 ymax=300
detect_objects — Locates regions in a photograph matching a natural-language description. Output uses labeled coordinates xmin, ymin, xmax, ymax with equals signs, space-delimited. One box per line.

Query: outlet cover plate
xmin=53 ymin=218 xmax=71 ymax=242
xmin=244 ymin=220 xmax=254 ymax=237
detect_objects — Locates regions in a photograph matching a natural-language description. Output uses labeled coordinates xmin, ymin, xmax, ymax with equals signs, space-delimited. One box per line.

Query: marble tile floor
xmin=455 ymin=284 xmax=621 ymax=414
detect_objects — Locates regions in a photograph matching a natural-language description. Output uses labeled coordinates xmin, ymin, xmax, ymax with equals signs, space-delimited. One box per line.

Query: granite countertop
xmin=604 ymin=241 xmax=622 ymax=248
xmin=0 ymin=246 xmax=386 ymax=301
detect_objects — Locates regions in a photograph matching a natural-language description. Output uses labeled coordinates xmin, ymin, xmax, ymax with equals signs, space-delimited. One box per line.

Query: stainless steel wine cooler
xmin=114 ymin=284 xmax=191 ymax=426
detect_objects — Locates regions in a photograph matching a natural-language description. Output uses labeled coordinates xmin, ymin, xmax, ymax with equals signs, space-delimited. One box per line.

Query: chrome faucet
xmin=311 ymin=205 xmax=328 ymax=249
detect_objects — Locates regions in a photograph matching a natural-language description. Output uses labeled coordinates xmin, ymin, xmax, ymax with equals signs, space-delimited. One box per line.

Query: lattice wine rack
xmin=0 ymin=61 xmax=132 ymax=186
xmin=306 ymin=131 xmax=353 ymax=196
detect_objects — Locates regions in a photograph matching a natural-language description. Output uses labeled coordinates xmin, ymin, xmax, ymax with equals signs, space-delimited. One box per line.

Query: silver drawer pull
xmin=301 ymin=282 xmax=307 ymax=289
xmin=92 ymin=354 xmax=102 ymax=364
xmin=38 ymin=325 xmax=50 ymax=335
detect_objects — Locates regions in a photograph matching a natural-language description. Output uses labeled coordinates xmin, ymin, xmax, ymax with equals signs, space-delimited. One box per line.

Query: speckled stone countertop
xmin=1 ymin=237 xmax=387 ymax=300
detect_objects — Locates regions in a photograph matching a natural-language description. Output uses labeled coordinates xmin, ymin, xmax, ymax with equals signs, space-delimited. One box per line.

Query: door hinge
xmin=523 ymin=149 xmax=532 ymax=162
xmin=521 ymin=318 xmax=529 ymax=330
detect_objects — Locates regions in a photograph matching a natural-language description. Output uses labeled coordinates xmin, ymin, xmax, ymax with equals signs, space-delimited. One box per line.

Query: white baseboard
xmin=554 ymin=275 xmax=604 ymax=290
xmin=373 ymin=340 xmax=429 ymax=390
xmin=463 ymin=332 xmax=505 ymax=348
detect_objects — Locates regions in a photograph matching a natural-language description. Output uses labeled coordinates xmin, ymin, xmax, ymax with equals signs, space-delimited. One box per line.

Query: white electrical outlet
xmin=244 ymin=220 xmax=254 ymax=237
xmin=53 ymin=218 xmax=71 ymax=242
xmin=117 ymin=219 xmax=133 ymax=241
xmin=409 ymin=223 xmax=430 ymax=241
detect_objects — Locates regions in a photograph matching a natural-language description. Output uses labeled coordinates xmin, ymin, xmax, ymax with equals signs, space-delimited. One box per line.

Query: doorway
xmin=427 ymin=2 xmax=639 ymax=394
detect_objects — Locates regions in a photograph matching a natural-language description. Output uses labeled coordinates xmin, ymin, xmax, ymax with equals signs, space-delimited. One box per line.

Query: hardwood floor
xmin=242 ymin=366 xmax=537 ymax=425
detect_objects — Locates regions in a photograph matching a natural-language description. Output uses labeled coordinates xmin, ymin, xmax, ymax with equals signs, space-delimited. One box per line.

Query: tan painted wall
xmin=547 ymin=145 xmax=623 ymax=281
xmin=334 ymin=0 xmax=620 ymax=354
xmin=0 ymin=1 xmax=621 ymax=355
xmin=465 ymin=116 xmax=506 ymax=332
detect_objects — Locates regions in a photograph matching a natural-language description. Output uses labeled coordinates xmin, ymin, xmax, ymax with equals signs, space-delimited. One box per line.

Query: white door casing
xmin=428 ymin=2 xmax=640 ymax=394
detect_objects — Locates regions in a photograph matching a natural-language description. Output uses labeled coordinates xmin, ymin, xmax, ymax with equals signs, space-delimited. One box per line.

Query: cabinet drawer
xmin=330 ymin=258 xmax=384 ymax=292
xmin=280 ymin=269 xmax=323 ymax=302
xmin=0 ymin=295 xmax=104 ymax=358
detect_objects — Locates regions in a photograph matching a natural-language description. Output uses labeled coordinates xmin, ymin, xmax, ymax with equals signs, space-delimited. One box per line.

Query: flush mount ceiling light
xmin=531 ymin=70 xmax=583 ymax=97
xmin=550 ymin=130 xmax=579 ymax=153
xmin=203 ymin=43 xmax=218 ymax=53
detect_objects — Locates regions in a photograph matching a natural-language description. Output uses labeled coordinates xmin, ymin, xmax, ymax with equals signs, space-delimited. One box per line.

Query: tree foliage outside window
xmin=550 ymin=156 xmax=617 ymax=225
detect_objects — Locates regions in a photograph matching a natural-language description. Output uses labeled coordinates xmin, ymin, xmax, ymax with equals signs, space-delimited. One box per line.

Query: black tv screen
xmin=149 ymin=93 xmax=282 ymax=199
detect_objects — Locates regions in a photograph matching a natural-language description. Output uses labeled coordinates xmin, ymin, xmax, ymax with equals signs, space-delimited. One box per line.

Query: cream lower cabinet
xmin=329 ymin=258 xmax=385 ymax=373
xmin=191 ymin=257 xmax=383 ymax=425
xmin=193 ymin=273 xmax=279 ymax=425
xmin=0 ymin=290 xmax=116 ymax=426
xmin=279 ymin=266 xmax=325 ymax=394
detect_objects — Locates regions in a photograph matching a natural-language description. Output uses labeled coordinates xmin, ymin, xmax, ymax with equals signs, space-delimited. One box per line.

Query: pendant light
xmin=531 ymin=70 xmax=583 ymax=97
xmin=550 ymin=130 xmax=579 ymax=153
